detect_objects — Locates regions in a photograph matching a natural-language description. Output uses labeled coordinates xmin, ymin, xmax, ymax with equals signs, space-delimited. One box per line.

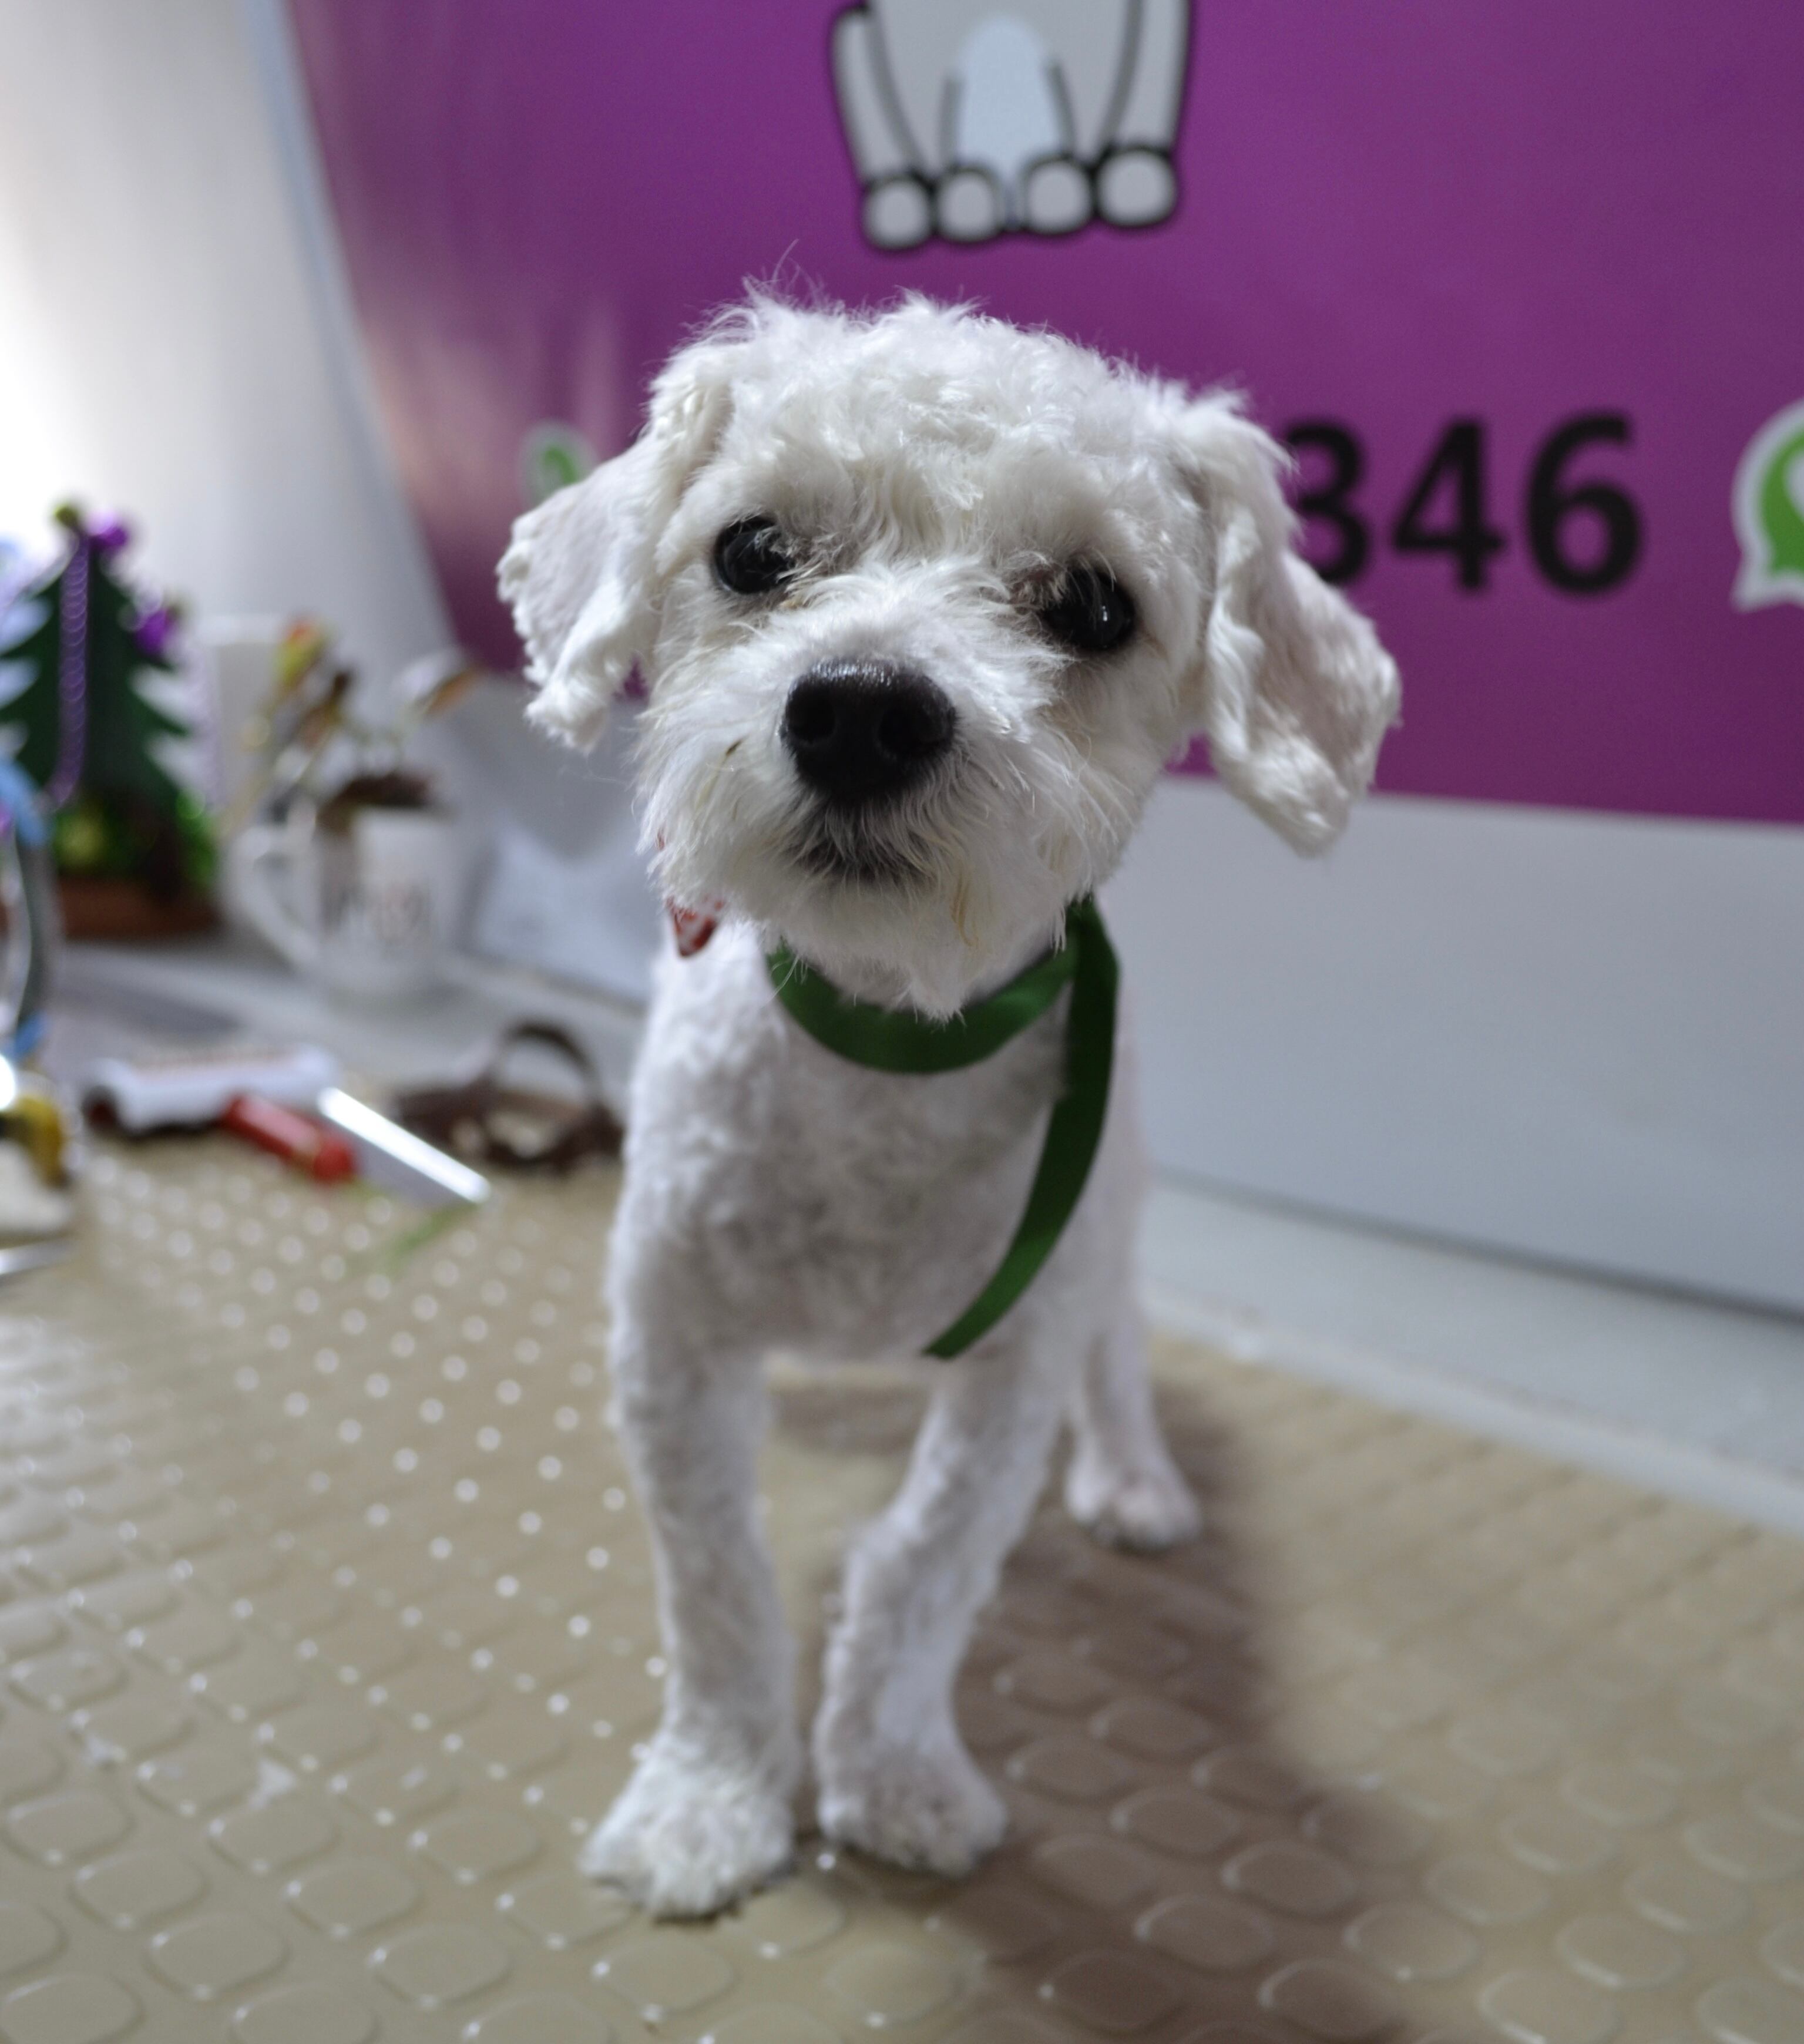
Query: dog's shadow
xmin=764 ymin=1361 xmax=1471 ymax=2043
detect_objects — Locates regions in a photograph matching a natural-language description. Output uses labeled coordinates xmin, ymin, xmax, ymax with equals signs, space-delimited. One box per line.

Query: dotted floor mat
xmin=0 ymin=1141 xmax=1800 ymax=2044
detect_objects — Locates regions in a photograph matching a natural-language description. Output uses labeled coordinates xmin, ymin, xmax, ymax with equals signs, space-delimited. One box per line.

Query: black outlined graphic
xmin=834 ymin=0 xmax=1189 ymax=248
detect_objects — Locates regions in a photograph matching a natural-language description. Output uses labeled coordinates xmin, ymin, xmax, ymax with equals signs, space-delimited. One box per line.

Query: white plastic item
xmin=80 ymin=1043 xmax=341 ymax=1132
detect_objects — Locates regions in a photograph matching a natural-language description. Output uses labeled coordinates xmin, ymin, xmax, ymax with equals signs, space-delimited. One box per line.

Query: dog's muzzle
xmin=781 ymin=658 xmax=955 ymax=808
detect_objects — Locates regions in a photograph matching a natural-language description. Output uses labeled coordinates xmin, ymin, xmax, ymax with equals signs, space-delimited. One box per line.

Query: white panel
xmin=0 ymin=0 xmax=447 ymax=683
xmin=1104 ymin=778 xmax=1804 ymax=1313
xmin=1141 ymin=1178 xmax=1804 ymax=1516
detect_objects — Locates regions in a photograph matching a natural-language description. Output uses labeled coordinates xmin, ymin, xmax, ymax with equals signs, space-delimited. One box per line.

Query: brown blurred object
xmin=392 ymin=1020 xmax=622 ymax=1174
xmin=58 ymin=874 xmax=217 ymax=940
xmin=314 ymin=768 xmax=434 ymax=832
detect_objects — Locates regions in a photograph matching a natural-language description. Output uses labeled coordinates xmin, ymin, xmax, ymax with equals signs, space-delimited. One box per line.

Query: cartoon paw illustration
xmin=834 ymin=0 xmax=1189 ymax=249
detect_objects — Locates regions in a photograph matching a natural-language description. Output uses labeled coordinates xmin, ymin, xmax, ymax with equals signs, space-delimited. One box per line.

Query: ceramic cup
xmin=228 ymin=803 xmax=462 ymax=1006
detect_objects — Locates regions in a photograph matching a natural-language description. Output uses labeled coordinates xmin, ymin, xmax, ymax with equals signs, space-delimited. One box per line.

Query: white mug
xmin=229 ymin=804 xmax=463 ymax=1006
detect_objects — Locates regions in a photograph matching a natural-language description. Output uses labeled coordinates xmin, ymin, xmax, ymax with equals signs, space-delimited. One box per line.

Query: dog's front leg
xmin=580 ymin=1309 xmax=798 ymax=1916
xmin=814 ymin=1330 xmax=1071 ymax=1877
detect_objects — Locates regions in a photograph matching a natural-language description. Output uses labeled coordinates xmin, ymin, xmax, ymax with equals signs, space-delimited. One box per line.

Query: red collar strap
xmin=668 ymin=899 xmax=724 ymax=957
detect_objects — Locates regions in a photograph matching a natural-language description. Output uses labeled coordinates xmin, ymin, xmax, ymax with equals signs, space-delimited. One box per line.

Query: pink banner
xmin=289 ymin=1 xmax=1804 ymax=823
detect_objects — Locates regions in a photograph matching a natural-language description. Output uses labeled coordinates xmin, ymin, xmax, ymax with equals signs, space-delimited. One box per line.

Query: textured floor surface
xmin=0 ymin=1144 xmax=1802 ymax=2044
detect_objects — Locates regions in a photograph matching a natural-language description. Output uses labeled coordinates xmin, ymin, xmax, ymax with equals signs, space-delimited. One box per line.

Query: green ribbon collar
xmin=767 ymin=897 xmax=1118 ymax=1359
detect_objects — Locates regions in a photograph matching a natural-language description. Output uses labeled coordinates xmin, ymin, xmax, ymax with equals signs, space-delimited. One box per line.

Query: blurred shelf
xmin=49 ymin=929 xmax=644 ymax=1105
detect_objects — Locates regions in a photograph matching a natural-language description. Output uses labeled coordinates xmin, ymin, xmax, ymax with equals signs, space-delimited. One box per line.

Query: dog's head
xmin=502 ymin=297 xmax=1399 ymax=1012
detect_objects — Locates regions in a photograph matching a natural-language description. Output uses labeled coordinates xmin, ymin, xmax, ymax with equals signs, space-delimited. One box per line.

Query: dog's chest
xmin=626 ymin=928 xmax=1066 ymax=1339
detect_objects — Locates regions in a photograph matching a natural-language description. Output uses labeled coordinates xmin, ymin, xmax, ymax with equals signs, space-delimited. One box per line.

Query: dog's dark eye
xmin=714 ymin=517 xmax=794 ymax=597
xmin=1037 ymin=564 xmax=1137 ymax=656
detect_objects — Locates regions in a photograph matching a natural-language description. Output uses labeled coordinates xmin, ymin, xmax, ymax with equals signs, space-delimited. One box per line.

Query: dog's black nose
xmin=782 ymin=660 xmax=955 ymax=806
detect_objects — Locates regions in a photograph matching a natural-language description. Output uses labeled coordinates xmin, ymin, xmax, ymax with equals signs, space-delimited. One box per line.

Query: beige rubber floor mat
xmin=0 ymin=1139 xmax=1800 ymax=2044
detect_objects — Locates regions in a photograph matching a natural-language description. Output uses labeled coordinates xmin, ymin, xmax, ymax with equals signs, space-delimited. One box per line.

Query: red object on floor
xmin=222 ymin=1094 xmax=357 ymax=1183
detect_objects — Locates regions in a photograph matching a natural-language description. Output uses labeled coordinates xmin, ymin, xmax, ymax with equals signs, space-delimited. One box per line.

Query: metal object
xmin=316 ymin=1085 xmax=489 ymax=1206
xmin=0 ymin=754 xmax=61 ymax=1056
xmin=0 ymin=1236 xmax=71 ymax=1279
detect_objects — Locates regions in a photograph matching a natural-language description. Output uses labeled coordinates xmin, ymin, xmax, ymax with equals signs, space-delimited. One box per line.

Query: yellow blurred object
xmin=273 ymin=617 xmax=332 ymax=700
xmin=0 ymin=1055 xmax=72 ymax=1184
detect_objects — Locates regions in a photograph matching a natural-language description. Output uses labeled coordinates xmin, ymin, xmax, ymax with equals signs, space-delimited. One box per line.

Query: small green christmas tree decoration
xmin=0 ymin=505 xmax=213 ymax=900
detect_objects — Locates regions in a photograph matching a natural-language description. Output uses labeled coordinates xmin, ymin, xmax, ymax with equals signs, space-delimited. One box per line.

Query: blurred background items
xmin=0 ymin=1 xmax=1795 ymax=1428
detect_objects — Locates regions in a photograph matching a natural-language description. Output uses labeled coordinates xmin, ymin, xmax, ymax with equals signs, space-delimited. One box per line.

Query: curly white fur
xmin=501 ymin=295 xmax=1397 ymax=1916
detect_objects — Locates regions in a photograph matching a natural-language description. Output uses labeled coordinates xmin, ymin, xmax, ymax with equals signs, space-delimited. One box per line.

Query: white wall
xmin=1106 ymin=779 xmax=1804 ymax=1315
xmin=0 ymin=0 xmax=446 ymax=683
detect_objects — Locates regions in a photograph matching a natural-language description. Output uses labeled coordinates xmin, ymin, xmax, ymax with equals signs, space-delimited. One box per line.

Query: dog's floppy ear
xmin=500 ymin=347 xmax=734 ymax=748
xmin=1174 ymin=398 xmax=1400 ymax=853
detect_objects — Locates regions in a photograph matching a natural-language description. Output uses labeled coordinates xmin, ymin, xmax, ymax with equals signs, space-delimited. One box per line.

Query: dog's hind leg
xmin=1064 ymin=1306 xmax=1202 ymax=1551
xmin=579 ymin=1311 xmax=800 ymax=1917
xmin=812 ymin=1330 xmax=1070 ymax=1877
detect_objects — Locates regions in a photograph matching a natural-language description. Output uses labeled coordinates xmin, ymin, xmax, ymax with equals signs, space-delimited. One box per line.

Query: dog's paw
xmin=817 ymin=1733 xmax=1007 ymax=1879
xmin=579 ymin=1736 xmax=797 ymax=1918
xmin=1065 ymin=1452 xmax=1202 ymax=1553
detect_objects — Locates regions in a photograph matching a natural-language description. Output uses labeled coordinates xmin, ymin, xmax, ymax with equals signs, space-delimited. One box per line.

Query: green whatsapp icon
xmin=519 ymin=421 xmax=598 ymax=509
xmin=1733 ymin=398 xmax=1804 ymax=609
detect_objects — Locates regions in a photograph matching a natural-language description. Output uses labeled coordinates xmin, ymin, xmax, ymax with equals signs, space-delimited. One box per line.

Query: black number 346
xmin=1284 ymin=414 xmax=1644 ymax=597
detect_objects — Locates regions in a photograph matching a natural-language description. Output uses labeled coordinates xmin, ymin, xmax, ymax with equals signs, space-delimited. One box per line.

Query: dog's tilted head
xmin=502 ymin=296 xmax=1399 ymax=1013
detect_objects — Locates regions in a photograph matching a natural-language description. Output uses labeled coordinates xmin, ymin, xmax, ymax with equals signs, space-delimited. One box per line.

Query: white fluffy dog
xmin=502 ymin=295 xmax=1398 ymax=1917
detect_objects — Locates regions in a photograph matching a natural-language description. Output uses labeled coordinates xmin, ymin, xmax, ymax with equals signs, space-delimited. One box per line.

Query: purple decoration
xmin=49 ymin=535 xmax=90 ymax=809
xmin=86 ymin=516 xmax=131 ymax=559
xmin=287 ymin=1 xmax=1804 ymax=825
xmin=131 ymin=604 xmax=179 ymax=663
